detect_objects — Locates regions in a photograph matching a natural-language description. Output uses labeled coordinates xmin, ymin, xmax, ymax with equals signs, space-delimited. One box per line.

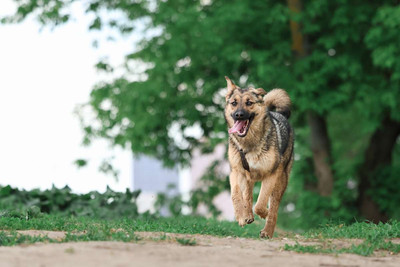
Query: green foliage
xmin=153 ymin=160 xmax=231 ymax=218
xmin=98 ymin=157 xmax=120 ymax=180
xmin=0 ymin=185 xmax=140 ymax=219
xmin=368 ymin=166 xmax=400 ymax=218
xmin=73 ymin=159 xmax=88 ymax=168
xmin=189 ymin=160 xmax=230 ymax=217
xmin=154 ymin=184 xmax=185 ymax=217
xmin=366 ymin=6 xmax=400 ymax=117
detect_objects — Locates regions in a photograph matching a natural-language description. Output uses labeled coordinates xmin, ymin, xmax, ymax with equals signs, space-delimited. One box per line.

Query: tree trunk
xmin=287 ymin=0 xmax=335 ymax=196
xmin=358 ymin=115 xmax=400 ymax=223
xmin=308 ymin=112 xmax=334 ymax=196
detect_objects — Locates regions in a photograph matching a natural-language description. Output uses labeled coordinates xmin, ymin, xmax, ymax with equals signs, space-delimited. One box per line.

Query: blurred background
xmin=0 ymin=0 xmax=399 ymax=231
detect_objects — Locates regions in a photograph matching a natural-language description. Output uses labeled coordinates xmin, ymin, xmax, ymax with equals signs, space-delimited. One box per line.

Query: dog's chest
xmin=246 ymin=153 xmax=265 ymax=170
xmin=246 ymin=150 xmax=276 ymax=175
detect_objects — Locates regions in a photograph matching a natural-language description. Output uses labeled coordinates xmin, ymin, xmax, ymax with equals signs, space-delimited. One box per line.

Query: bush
xmin=0 ymin=185 xmax=141 ymax=219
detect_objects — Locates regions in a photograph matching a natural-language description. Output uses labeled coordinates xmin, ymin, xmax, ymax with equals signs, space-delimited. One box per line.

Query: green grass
xmin=284 ymin=241 xmax=400 ymax=256
xmin=0 ymin=231 xmax=52 ymax=246
xmin=0 ymin=213 xmax=262 ymax=247
xmin=304 ymin=220 xmax=400 ymax=239
xmin=0 ymin=214 xmax=262 ymax=237
xmin=284 ymin=220 xmax=400 ymax=256
xmin=1 ymin=212 xmax=400 ymax=256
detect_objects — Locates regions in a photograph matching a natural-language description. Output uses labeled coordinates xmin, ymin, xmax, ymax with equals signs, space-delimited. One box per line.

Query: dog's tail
xmin=264 ymin=89 xmax=291 ymax=119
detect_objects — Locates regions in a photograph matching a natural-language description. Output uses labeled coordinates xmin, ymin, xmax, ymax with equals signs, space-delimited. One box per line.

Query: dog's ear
xmin=253 ymin=88 xmax=267 ymax=102
xmin=254 ymin=88 xmax=267 ymax=97
xmin=225 ymin=76 xmax=237 ymax=102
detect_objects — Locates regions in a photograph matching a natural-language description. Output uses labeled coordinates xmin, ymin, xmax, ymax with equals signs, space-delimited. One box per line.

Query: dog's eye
xmin=246 ymin=100 xmax=253 ymax=106
xmin=231 ymin=101 xmax=237 ymax=107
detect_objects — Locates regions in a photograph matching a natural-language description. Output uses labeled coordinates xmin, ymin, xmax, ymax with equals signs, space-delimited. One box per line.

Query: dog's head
xmin=224 ymin=76 xmax=266 ymax=138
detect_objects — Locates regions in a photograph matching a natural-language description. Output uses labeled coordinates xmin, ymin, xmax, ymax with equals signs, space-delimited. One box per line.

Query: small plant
xmin=176 ymin=237 xmax=197 ymax=246
xmin=151 ymin=233 xmax=168 ymax=242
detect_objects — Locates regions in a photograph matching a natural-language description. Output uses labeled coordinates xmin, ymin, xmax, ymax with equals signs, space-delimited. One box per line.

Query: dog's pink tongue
xmin=228 ymin=120 xmax=246 ymax=134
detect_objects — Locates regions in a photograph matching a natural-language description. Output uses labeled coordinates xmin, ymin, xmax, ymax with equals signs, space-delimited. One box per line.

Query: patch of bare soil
xmin=0 ymin=230 xmax=399 ymax=267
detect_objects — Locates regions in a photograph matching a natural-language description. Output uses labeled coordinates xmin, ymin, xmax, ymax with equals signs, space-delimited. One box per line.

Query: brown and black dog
xmin=224 ymin=76 xmax=294 ymax=238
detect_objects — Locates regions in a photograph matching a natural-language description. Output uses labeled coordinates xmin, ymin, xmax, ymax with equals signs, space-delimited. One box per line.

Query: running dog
xmin=224 ymin=76 xmax=294 ymax=238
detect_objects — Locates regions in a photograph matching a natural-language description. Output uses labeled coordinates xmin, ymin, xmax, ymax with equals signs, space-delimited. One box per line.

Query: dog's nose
xmin=234 ymin=110 xmax=245 ymax=119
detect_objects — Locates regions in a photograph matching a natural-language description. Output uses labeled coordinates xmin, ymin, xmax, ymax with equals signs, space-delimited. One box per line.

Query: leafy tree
xmin=3 ymin=0 xmax=400 ymax=228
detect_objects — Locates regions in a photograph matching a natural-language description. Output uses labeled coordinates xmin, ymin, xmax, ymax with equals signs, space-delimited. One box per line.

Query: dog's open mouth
xmin=228 ymin=115 xmax=254 ymax=137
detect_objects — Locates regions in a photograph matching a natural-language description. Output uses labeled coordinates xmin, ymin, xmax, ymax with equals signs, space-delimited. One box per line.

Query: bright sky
xmin=0 ymin=1 xmax=135 ymax=193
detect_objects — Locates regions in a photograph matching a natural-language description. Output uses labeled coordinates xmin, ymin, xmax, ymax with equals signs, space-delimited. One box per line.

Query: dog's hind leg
xmin=230 ymin=169 xmax=254 ymax=226
xmin=260 ymin=172 xmax=288 ymax=238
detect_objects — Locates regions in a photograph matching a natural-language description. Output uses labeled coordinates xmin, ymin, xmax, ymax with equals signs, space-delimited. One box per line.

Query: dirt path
xmin=0 ymin=231 xmax=399 ymax=267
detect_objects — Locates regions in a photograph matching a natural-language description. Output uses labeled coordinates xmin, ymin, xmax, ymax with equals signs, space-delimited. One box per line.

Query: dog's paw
xmin=237 ymin=214 xmax=254 ymax=227
xmin=245 ymin=213 xmax=255 ymax=225
xmin=246 ymin=217 xmax=254 ymax=224
xmin=259 ymin=230 xmax=271 ymax=239
xmin=254 ymin=206 xmax=268 ymax=219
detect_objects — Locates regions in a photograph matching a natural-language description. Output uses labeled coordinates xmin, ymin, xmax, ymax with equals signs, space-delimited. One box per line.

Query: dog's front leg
xmin=242 ymin=174 xmax=255 ymax=224
xmin=259 ymin=172 xmax=288 ymax=238
xmin=230 ymin=169 xmax=254 ymax=226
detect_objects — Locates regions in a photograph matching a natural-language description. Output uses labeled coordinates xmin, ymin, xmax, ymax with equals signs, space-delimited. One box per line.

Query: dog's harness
xmin=229 ymin=137 xmax=250 ymax=172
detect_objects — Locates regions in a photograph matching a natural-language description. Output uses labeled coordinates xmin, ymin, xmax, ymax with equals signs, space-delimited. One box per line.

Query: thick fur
xmin=224 ymin=77 xmax=294 ymax=238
